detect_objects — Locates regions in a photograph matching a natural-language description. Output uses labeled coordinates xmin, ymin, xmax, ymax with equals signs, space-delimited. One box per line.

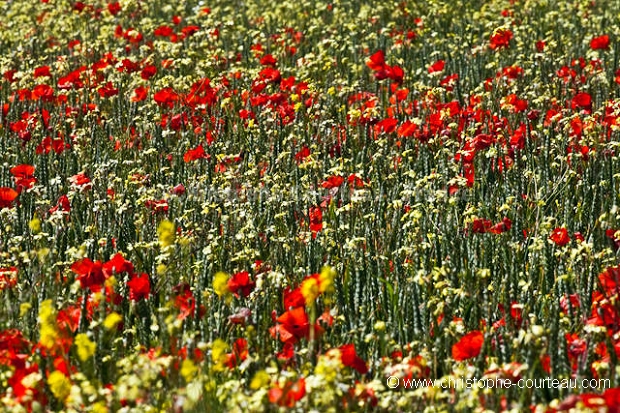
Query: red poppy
xmin=141 ymin=65 xmax=157 ymax=80
xmin=33 ymin=66 xmax=51 ymax=78
xmin=295 ymin=146 xmax=311 ymax=163
xmin=503 ymin=94 xmax=528 ymax=112
xmin=488 ymin=217 xmax=512 ymax=234
xmin=549 ymin=227 xmax=570 ymax=246
xmin=347 ymin=174 xmax=365 ymax=189
xmin=490 ymin=29 xmax=513 ymax=50
xmin=598 ymin=266 xmax=620 ymax=296
xmin=107 ymin=1 xmax=121 ymax=15
xmin=32 ymin=84 xmax=55 ymax=101
xmin=321 ymin=175 xmax=344 ymax=189
xmin=308 ymin=206 xmax=322 ymax=237
xmin=590 ymin=34 xmax=610 ymax=50
xmin=260 ymin=54 xmax=277 ymax=66
xmin=366 ymin=50 xmax=386 ymax=71
xmin=397 ymin=120 xmax=418 ymax=138
xmin=98 ymin=82 xmax=118 ymax=98
xmin=69 ymin=173 xmax=92 ymax=190
xmin=0 ymin=267 xmax=17 ymax=291
xmin=171 ymin=184 xmax=186 ymax=195
xmin=153 ymin=87 xmax=179 ymax=108
xmin=10 ymin=164 xmax=36 ymax=191
xmin=268 ymin=378 xmax=306 ymax=408
xmin=452 ymin=330 xmax=484 ymax=361
xmin=183 ymin=145 xmax=209 ymax=162
xmin=173 ymin=283 xmax=196 ymax=320
xmin=131 ymin=86 xmax=149 ymax=102
xmin=0 ymin=188 xmax=18 ymax=209
xmin=144 ymin=199 xmax=169 ymax=213
xmin=339 ymin=343 xmax=369 ymax=374
xmin=272 ymin=307 xmax=309 ymax=343
xmin=127 ymin=273 xmax=151 ymax=301
xmin=283 ymin=286 xmax=305 ymax=309
xmin=71 ymin=258 xmax=106 ymax=292
xmin=471 ymin=218 xmax=492 ymax=233
xmin=49 ymin=195 xmax=71 ymax=215
xmin=224 ymin=338 xmax=249 ymax=368
xmin=571 ymin=92 xmax=592 ymax=111
xmin=277 ymin=341 xmax=295 ymax=361
xmin=103 ymin=253 xmax=134 ymax=277
xmin=227 ymin=271 xmax=255 ymax=298
xmin=565 ymin=333 xmax=587 ymax=371
xmin=428 ymin=60 xmax=445 ymax=73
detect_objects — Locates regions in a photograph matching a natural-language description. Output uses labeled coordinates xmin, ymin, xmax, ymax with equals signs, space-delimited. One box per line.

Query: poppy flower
xmin=49 ymin=195 xmax=71 ymax=215
xmin=590 ymin=34 xmax=610 ymax=50
xmin=153 ymin=87 xmax=179 ymax=108
xmin=283 ymin=286 xmax=305 ymax=309
xmin=339 ymin=343 xmax=369 ymax=374
xmin=397 ymin=120 xmax=418 ymax=138
xmin=183 ymin=145 xmax=209 ymax=162
xmin=127 ymin=273 xmax=151 ymax=301
xmin=452 ymin=330 xmax=484 ymax=361
xmin=488 ymin=217 xmax=512 ymax=234
xmin=0 ymin=187 xmax=18 ymax=209
xmin=565 ymin=333 xmax=587 ymax=371
xmin=69 ymin=173 xmax=92 ymax=190
xmin=33 ymin=66 xmax=51 ymax=78
xmin=268 ymin=378 xmax=306 ymax=407
xmin=428 ymin=60 xmax=445 ymax=74
xmin=272 ymin=307 xmax=309 ymax=343
xmin=227 ymin=271 xmax=255 ymax=298
xmin=173 ymin=283 xmax=196 ymax=320
xmin=366 ymin=50 xmax=386 ymax=71
xmin=259 ymin=54 xmax=277 ymax=66
xmin=103 ymin=253 xmax=134 ymax=277
xmin=321 ymin=175 xmax=344 ymax=189
xmin=131 ymin=86 xmax=149 ymax=102
xmin=277 ymin=341 xmax=295 ymax=361
xmin=140 ymin=65 xmax=157 ymax=80
xmin=490 ymin=29 xmax=513 ymax=50
xmin=71 ymin=258 xmax=106 ymax=292
xmin=549 ymin=227 xmax=570 ymax=246
xmin=144 ymin=199 xmax=169 ymax=213
xmin=107 ymin=1 xmax=121 ymax=15
xmin=294 ymin=146 xmax=311 ymax=163
xmin=0 ymin=267 xmax=17 ymax=291
xmin=10 ymin=164 xmax=36 ymax=191
xmin=598 ymin=266 xmax=620 ymax=296
xmin=308 ymin=206 xmax=323 ymax=237
xmin=224 ymin=338 xmax=249 ymax=368
xmin=571 ymin=92 xmax=592 ymax=111
xmin=171 ymin=184 xmax=186 ymax=195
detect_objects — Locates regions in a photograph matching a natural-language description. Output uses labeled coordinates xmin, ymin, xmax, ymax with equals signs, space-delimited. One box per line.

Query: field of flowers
xmin=3 ymin=0 xmax=620 ymax=411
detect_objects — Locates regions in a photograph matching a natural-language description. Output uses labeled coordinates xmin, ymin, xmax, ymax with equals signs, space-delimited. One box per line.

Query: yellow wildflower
xmin=181 ymin=359 xmax=198 ymax=382
xmin=29 ymin=216 xmax=41 ymax=233
xmin=300 ymin=276 xmax=319 ymax=306
xmin=319 ymin=266 xmax=336 ymax=294
xmin=250 ymin=370 xmax=270 ymax=390
xmin=211 ymin=339 xmax=228 ymax=371
xmin=47 ymin=370 xmax=71 ymax=401
xmin=157 ymin=219 xmax=176 ymax=248
xmin=213 ymin=272 xmax=230 ymax=297
xmin=38 ymin=299 xmax=58 ymax=350
xmin=103 ymin=312 xmax=123 ymax=330
xmin=75 ymin=333 xmax=96 ymax=361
